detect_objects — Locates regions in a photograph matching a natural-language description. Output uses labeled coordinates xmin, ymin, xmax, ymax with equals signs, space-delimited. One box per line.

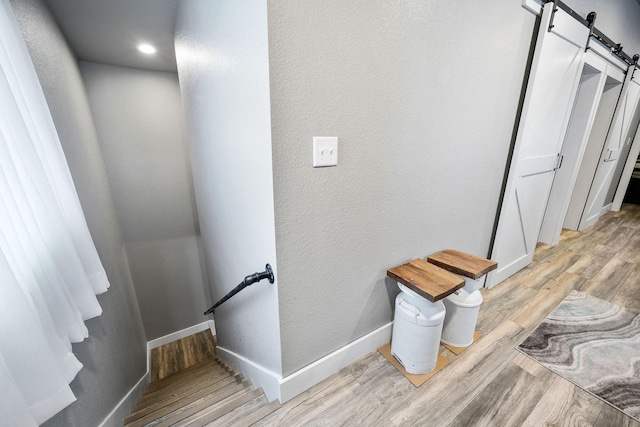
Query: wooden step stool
xmin=427 ymin=249 xmax=498 ymax=291
xmin=387 ymin=258 xmax=465 ymax=302
xmin=426 ymin=250 xmax=497 ymax=350
xmin=386 ymin=259 xmax=464 ymax=374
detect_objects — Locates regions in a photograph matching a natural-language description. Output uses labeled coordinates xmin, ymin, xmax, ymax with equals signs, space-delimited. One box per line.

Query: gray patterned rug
xmin=517 ymin=291 xmax=640 ymax=421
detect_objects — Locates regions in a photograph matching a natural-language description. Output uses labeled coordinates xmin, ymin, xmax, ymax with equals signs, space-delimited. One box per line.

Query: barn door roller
xmin=543 ymin=0 xmax=637 ymax=66
xmin=544 ymin=0 xmax=589 ymax=32
xmin=584 ymin=11 xmax=596 ymax=52
xmin=631 ymin=55 xmax=640 ymax=81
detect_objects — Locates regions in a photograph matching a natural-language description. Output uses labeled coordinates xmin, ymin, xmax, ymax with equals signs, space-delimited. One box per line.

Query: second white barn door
xmin=486 ymin=3 xmax=589 ymax=288
xmin=579 ymin=74 xmax=640 ymax=229
xmin=537 ymin=49 xmax=620 ymax=246
xmin=611 ymin=67 xmax=640 ymax=212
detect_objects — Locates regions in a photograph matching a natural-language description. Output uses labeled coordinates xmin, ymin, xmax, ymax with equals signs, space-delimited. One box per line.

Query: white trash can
xmin=440 ymin=287 xmax=482 ymax=347
xmin=391 ymin=283 xmax=446 ymax=374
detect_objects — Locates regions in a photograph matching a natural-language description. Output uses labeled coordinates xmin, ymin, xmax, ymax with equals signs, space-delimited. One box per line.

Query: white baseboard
xmin=217 ymin=322 xmax=393 ymax=403
xmin=98 ymin=371 xmax=149 ymax=427
xmin=279 ymin=322 xmax=392 ymax=402
xmin=146 ymin=320 xmax=216 ymax=372
xmin=215 ymin=346 xmax=282 ymax=402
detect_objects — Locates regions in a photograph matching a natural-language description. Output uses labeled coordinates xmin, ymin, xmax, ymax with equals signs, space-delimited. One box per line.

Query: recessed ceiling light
xmin=137 ymin=43 xmax=157 ymax=55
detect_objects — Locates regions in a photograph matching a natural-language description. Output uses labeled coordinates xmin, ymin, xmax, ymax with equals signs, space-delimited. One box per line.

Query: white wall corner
xmin=97 ymin=372 xmax=149 ymax=427
xmin=217 ymin=322 xmax=393 ymax=403
xmin=522 ymin=0 xmax=542 ymax=15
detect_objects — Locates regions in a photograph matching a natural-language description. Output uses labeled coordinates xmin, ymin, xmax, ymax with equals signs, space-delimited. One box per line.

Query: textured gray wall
xmin=79 ymin=62 xmax=209 ymax=340
xmin=175 ymin=0 xmax=282 ymax=374
xmin=267 ymin=0 xmax=537 ymax=376
xmin=268 ymin=0 xmax=640 ymax=376
xmin=9 ymin=0 xmax=148 ymax=426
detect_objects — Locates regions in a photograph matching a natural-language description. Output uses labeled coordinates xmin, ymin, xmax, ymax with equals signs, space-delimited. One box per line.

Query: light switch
xmin=313 ymin=137 xmax=338 ymax=167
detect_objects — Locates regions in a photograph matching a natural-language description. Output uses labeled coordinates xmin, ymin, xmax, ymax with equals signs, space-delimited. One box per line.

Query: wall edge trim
xmin=215 ymin=346 xmax=282 ymax=402
xmin=279 ymin=321 xmax=393 ymax=402
xmin=217 ymin=321 xmax=393 ymax=403
xmin=97 ymin=371 xmax=149 ymax=427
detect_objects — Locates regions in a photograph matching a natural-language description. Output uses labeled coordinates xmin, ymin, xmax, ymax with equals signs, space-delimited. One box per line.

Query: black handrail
xmin=204 ymin=264 xmax=274 ymax=315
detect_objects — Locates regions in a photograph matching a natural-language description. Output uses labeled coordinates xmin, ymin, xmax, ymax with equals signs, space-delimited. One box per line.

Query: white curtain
xmin=0 ymin=0 xmax=110 ymax=425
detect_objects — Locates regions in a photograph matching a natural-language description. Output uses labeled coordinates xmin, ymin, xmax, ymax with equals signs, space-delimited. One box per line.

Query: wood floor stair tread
xmin=151 ymin=358 xmax=227 ymax=384
xmin=137 ymin=373 xmax=229 ymax=408
xmin=151 ymin=381 xmax=254 ymax=427
xmin=140 ymin=359 xmax=234 ymax=397
xmin=180 ymin=387 xmax=264 ymax=427
xmin=129 ymin=373 xmax=243 ymax=418
xmin=127 ymin=339 xmax=279 ymax=427
xmin=135 ymin=367 xmax=239 ymax=409
xmin=143 ymin=359 xmax=219 ymax=392
xmin=124 ymin=375 xmax=249 ymax=427
xmin=229 ymin=399 xmax=281 ymax=427
xmin=205 ymin=392 xmax=270 ymax=427
xmin=150 ymin=330 xmax=217 ymax=382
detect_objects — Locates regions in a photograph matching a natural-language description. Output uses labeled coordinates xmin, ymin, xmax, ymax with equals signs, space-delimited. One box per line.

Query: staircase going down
xmin=124 ymin=341 xmax=279 ymax=426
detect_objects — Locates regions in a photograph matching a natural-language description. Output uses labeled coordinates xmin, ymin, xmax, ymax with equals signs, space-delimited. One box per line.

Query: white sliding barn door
xmin=612 ymin=72 xmax=640 ymax=212
xmin=539 ymin=45 xmax=627 ymax=245
xmin=486 ymin=3 xmax=588 ymax=288
xmin=580 ymin=74 xmax=640 ymax=229
xmin=537 ymin=53 xmax=605 ymax=246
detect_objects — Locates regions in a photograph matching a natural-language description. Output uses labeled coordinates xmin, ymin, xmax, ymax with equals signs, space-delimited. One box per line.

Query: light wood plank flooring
xmin=137 ymin=204 xmax=640 ymax=426
xmin=256 ymin=204 xmax=640 ymax=426
xmin=150 ymin=330 xmax=217 ymax=382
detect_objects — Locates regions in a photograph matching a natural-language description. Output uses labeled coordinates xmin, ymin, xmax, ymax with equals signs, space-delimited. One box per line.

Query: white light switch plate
xmin=313 ymin=137 xmax=338 ymax=167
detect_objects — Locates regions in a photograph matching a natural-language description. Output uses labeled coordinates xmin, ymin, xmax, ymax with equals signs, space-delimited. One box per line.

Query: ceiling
xmin=44 ymin=0 xmax=178 ymax=72
xmin=44 ymin=0 xmax=640 ymax=74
